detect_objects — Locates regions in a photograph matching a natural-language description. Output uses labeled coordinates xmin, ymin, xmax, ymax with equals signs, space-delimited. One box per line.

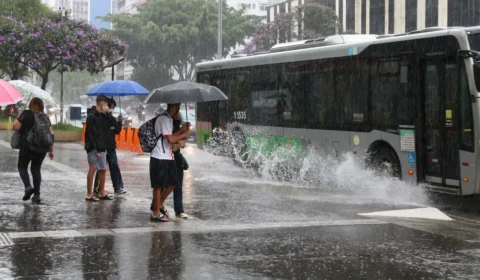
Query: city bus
xmin=195 ymin=26 xmax=480 ymax=196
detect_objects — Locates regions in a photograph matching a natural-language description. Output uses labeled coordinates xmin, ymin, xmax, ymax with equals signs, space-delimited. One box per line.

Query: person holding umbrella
xmin=150 ymin=103 xmax=191 ymax=222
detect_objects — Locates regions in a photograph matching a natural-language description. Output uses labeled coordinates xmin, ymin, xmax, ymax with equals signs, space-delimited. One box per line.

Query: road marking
xmin=1 ymin=219 xmax=387 ymax=245
xmin=358 ymin=207 xmax=453 ymax=221
xmin=0 ymin=233 xmax=14 ymax=247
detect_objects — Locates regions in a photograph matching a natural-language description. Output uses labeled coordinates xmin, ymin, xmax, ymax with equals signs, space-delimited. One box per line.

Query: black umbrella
xmin=144 ymin=81 xmax=229 ymax=104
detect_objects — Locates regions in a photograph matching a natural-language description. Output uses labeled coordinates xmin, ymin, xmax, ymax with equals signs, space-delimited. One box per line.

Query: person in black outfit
xmin=85 ymin=95 xmax=112 ymax=201
xmin=172 ymin=114 xmax=188 ymax=218
xmin=12 ymin=98 xmax=54 ymax=204
xmin=94 ymin=98 xmax=126 ymax=195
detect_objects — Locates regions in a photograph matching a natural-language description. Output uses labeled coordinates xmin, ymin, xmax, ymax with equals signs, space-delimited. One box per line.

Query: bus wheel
xmin=229 ymin=128 xmax=248 ymax=163
xmin=367 ymin=147 xmax=401 ymax=179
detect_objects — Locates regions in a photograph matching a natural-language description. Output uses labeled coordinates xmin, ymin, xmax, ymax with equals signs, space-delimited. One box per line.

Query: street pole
xmin=59 ymin=7 xmax=70 ymax=124
xmin=60 ymin=70 xmax=64 ymax=123
xmin=217 ymin=0 xmax=222 ymax=60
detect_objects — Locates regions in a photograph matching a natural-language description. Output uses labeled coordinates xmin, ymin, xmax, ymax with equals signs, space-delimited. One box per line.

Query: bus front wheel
xmin=366 ymin=146 xmax=401 ymax=179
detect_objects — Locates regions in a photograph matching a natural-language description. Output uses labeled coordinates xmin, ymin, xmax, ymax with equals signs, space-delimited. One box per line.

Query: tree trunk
xmin=41 ymin=75 xmax=48 ymax=90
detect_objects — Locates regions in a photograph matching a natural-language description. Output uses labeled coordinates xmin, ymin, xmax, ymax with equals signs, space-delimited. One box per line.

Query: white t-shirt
xmin=151 ymin=113 xmax=173 ymax=160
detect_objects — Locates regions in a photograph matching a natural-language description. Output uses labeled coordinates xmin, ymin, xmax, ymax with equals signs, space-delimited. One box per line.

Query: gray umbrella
xmin=144 ymin=81 xmax=228 ymax=104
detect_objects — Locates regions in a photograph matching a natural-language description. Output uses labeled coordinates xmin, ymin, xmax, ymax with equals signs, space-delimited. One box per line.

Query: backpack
xmin=138 ymin=113 xmax=167 ymax=153
xmin=27 ymin=113 xmax=54 ymax=153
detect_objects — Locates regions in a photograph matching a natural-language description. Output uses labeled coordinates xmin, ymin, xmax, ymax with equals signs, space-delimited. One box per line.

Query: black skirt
xmin=149 ymin=158 xmax=178 ymax=189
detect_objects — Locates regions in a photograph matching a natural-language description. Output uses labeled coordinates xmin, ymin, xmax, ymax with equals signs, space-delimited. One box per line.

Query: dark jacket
xmin=85 ymin=107 xmax=110 ymax=153
xmin=106 ymin=113 xmax=122 ymax=150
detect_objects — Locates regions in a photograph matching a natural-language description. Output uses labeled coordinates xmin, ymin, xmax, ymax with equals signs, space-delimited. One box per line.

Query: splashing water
xmin=201 ymin=129 xmax=429 ymax=206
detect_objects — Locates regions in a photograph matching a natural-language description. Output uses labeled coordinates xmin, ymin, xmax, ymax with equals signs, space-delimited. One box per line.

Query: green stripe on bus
xmin=197 ymin=129 xmax=212 ymax=146
xmin=245 ymin=134 xmax=305 ymax=158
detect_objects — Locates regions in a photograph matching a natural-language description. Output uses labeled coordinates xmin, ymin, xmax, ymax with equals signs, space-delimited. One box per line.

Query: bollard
xmin=117 ymin=127 xmax=127 ymax=150
xmin=81 ymin=122 xmax=86 ymax=142
xmin=124 ymin=127 xmax=133 ymax=151
xmin=131 ymin=128 xmax=143 ymax=154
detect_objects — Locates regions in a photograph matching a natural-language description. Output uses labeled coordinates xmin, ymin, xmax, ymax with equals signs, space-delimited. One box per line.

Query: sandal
xmin=151 ymin=213 xmax=169 ymax=222
xmin=160 ymin=207 xmax=169 ymax=218
xmin=99 ymin=195 xmax=114 ymax=200
xmin=85 ymin=196 xmax=100 ymax=201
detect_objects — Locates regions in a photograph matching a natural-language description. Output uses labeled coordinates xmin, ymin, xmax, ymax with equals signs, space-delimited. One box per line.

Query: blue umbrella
xmin=86 ymin=80 xmax=149 ymax=108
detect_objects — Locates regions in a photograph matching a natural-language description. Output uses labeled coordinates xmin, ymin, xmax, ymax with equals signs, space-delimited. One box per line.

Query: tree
xmin=0 ymin=0 xmax=51 ymax=79
xmin=244 ymin=13 xmax=295 ymax=53
xmin=244 ymin=4 xmax=342 ymax=54
xmin=296 ymin=3 xmax=343 ymax=39
xmin=20 ymin=13 xmax=127 ymax=89
xmin=0 ymin=13 xmax=127 ymax=89
xmin=103 ymin=0 xmax=259 ymax=83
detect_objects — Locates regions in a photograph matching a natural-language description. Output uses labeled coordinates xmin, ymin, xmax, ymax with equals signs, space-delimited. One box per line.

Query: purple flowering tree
xmin=0 ymin=13 xmax=127 ymax=89
xmin=22 ymin=14 xmax=127 ymax=89
xmin=0 ymin=16 xmax=29 ymax=80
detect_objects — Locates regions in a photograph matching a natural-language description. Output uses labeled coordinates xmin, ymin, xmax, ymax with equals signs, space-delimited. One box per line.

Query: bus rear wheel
xmin=367 ymin=146 xmax=401 ymax=179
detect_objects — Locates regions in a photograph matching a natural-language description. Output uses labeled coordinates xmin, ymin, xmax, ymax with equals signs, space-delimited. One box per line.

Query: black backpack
xmin=138 ymin=113 xmax=167 ymax=153
xmin=27 ymin=113 xmax=54 ymax=153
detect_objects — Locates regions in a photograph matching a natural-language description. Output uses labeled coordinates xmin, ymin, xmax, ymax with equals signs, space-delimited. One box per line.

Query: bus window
xmin=312 ymin=61 xmax=335 ymax=127
xmin=474 ymin=64 xmax=480 ymax=92
xmin=251 ymin=66 xmax=282 ymax=126
xmin=336 ymin=59 xmax=369 ymax=127
xmin=371 ymin=58 xmax=412 ymax=127
xmin=459 ymin=64 xmax=474 ymax=151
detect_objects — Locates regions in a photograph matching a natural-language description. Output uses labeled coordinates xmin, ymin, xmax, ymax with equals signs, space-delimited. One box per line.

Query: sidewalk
xmin=0 ymin=131 xmax=162 ymax=233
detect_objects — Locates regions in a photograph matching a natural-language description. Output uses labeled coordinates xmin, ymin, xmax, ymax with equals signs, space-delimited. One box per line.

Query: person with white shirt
xmin=150 ymin=103 xmax=191 ymax=222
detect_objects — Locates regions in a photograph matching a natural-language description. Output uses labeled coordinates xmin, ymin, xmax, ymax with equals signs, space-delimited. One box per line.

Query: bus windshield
xmin=469 ymin=35 xmax=480 ymax=91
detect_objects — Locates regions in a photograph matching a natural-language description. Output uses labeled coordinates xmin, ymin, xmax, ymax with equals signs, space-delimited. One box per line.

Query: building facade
xmin=267 ymin=0 xmax=480 ymax=35
xmin=227 ymin=0 xmax=285 ymax=17
xmin=54 ymin=0 xmax=90 ymax=23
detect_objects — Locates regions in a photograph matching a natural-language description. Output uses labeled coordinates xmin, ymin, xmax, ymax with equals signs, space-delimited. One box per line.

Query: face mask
xmin=102 ymin=106 xmax=109 ymax=113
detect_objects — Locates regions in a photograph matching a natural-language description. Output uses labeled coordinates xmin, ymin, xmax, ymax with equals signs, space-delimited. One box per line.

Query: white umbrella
xmin=8 ymin=80 xmax=55 ymax=105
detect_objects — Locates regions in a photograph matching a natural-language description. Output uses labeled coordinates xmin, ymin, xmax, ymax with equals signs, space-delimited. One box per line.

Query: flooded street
xmin=0 ymin=132 xmax=480 ymax=279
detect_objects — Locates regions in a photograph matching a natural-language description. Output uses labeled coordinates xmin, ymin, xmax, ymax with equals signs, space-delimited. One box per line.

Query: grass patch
xmin=52 ymin=123 xmax=83 ymax=132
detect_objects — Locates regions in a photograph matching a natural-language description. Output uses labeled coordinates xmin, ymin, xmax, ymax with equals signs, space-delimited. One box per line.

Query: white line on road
xmin=3 ymin=219 xmax=387 ymax=244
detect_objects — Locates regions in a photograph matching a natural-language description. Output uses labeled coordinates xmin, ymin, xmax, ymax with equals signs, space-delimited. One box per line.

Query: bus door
xmin=420 ymin=58 xmax=461 ymax=188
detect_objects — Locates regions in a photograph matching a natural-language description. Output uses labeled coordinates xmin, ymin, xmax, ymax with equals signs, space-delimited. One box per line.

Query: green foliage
xmin=245 ymin=4 xmax=342 ymax=54
xmin=0 ymin=0 xmax=51 ymax=21
xmin=296 ymin=3 xmax=343 ymax=38
xmin=103 ymin=0 xmax=260 ymax=83
xmin=0 ymin=0 xmax=51 ymax=79
xmin=52 ymin=123 xmax=83 ymax=132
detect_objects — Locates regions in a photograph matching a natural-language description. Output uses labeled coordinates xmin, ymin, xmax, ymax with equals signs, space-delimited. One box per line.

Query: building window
xmin=448 ymin=0 xmax=480 ymax=27
xmin=405 ymin=0 xmax=417 ymax=32
xmin=346 ymin=0 xmax=355 ymax=32
xmin=260 ymin=4 xmax=268 ymax=11
xmin=361 ymin=0 xmax=366 ymax=33
xmin=389 ymin=0 xmax=395 ymax=33
xmin=370 ymin=0 xmax=385 ymax=34
xmin=425 ymin=0 xmax=438 ymax=28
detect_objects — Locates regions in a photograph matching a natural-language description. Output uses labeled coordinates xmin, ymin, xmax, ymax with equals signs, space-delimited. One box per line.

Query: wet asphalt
xmin=0 ymin=131 xmax=480 ymax=279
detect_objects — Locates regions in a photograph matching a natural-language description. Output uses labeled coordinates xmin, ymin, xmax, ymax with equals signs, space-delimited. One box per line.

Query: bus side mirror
xmin=458 ymin=50 xmax=480 ymax=62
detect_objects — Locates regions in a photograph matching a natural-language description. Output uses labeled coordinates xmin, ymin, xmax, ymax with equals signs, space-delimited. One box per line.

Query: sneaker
xmin=23 ymin=187 xmax=34 ymax=201
xmin=176 ymin=213 xmax=189 ymax=219
xmin=115 ymin=189 xmax=127 ymax=195
xmin=32 ymin=195 xmax=41 ymax=204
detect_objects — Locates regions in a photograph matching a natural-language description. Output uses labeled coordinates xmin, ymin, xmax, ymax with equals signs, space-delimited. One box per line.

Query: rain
xmin=0 ymin=0 xmax=480 ymax=279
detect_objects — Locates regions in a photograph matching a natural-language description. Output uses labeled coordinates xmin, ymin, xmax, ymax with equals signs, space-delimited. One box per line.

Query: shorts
xmin=87 ymin=150 xmax=107 ymax=171
xmin=150 ymin=158 xmax=178 ymax=189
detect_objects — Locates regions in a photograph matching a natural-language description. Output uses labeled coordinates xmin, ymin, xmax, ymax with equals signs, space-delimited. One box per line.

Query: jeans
xmin=94 ymin=149 xmax=124 ymax=193
xmin=18 ymin=147 xmax=46 ymax=196
xmin=173 ymin=167 xmax=184 ymax=215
